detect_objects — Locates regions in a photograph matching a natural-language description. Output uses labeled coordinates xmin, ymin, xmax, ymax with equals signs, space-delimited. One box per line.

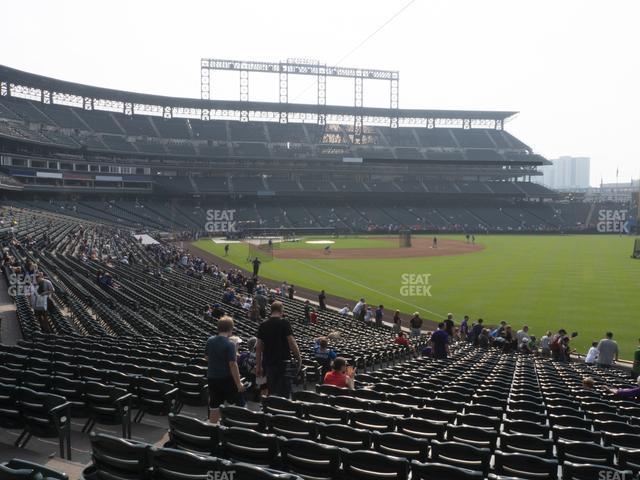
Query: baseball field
xmin=192 ymin=234 xmax=640 ymax=360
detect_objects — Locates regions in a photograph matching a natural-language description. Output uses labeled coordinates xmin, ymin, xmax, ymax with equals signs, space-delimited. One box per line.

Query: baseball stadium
xmin=0 ymin=25 xmax=640 ymax=480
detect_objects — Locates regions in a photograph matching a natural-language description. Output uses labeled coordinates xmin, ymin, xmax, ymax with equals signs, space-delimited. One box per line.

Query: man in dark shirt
xmin=288 ymin=284 xmax=295 ymax=300
xmin=443 ymin=313 xmax=455 ymax=338
xmin=469 ymin=318 xmax=484 ymax=345
xmin=375 ymin=305 xmax=384 ymax=327
xmin=205 ymin=316 xmax=245 ymax=423
xmin=409 ymin=312 xmax=423 ymax=338
xmin=430 ymin=322 xmax=449 ymax=359
xmin=256 ymin=301 xmax=301 ymax=398
xmin=252 ymin=257 xmax=261 ymax=277
xmin=303 ymin=300 xmax=311 ymax=325
xmin=318 ymin=290 xmax=327 ymax=311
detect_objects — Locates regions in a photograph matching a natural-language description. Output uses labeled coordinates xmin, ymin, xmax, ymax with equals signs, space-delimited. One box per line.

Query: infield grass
xmin=192 ymin=235 xmax=640 ymax=360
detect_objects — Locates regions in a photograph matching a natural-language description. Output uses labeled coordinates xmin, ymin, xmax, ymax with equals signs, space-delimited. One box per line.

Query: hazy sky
xmin=1 ymin=0 xmax=638 ymax=186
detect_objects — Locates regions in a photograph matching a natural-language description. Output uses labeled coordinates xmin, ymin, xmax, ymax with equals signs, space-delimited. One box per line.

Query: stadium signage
xmin=597 ymin=209 xmax=629 ymax=233
xmin=400 ymin=273 xmax=432 ymax=297
xmin=205 ymin=209 xmax=237 ymax=233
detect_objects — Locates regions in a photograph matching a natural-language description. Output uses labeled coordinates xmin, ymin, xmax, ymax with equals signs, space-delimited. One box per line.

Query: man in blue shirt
xmin=430 ymin=322 xmax=450 ymax=360
xmin=205 ymin=316 xmax=245 ymax=423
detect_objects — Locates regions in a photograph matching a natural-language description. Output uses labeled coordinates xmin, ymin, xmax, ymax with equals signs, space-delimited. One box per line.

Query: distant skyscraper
xmin=536 ymin=156 xmax=590 ymax=189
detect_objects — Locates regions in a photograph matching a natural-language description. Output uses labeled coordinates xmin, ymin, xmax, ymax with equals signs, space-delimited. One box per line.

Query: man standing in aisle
xmin=318 ymin=290 xmax=327 ymax=311
xmin=205 ymin=316 xmax=245 ymax=423
xmin=252 ymin=257 xmax=261 ymax=277
xmin=256 ymin=301 xmax=301 ymax=398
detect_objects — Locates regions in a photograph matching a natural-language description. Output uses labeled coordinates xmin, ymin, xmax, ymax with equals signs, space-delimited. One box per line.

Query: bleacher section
xmin=3 ymin=208 xmax=635 ymax=480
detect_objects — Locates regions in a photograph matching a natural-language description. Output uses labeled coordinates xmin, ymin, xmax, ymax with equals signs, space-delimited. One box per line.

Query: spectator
xmin=303 ymin=300 xmax=311 ymax=325
xmin=364 ymin=306 xmax=373 ymax=324
xmin=252 ymin=257 xmax=261 ymax=277
xmin=550 ymin=329 xmax=567 ymax=361
xmin=516 ymin=325 xmax=529 ymax=345
xmin=353 ymin=298 xmax=365 ymax=319
xmin=477 ymin=328 xmax=490 ymax=349
xmin=582 ymin=377 xmax=595 ymax=390
xmin=309 ymin=309 xmax=318 ymax=325
xmin=314 ymin=337 xmax=337 ymax=375
xmin=443 ymin=313 xmax=454 ymax=337
xmin=248 ymin=302 xmax=261 ymax=323
xmin=205 ymin=316 xmax=245 ymax=423
xmin=33 ymin=273 xmax=54 ymax=333
xmin=502 ymin=325 xmax=517 ymax=353
xmin=392 ymin=310 xmax=401 ymax=333
xmin=430 ymin=322 xmax=449 ymax=359
xmin=375 ymin=305 xmax=384 ymax=327
xmin=469 ymin=318 xmax=484 ymax=345
xmin=338 ymin=305 xmax=350 ymax=317
xmin=459 ymin=315 xmax=469 ymax=341
xmin=606 ymin=376 xmax=640 ymax=399
xmin=323 ymin=357 xmax=355 ymax=390
xmin=394 ymin=331 xmax=410 ymax=346
xmin=255 ymin=301 xmax=301 ymax=398
xmin=597 ymin=332 xmax=619 ymax=368
xmin=288 ymin=284 xmax=295 ymax=300
xmin=585 ymin=342 xmax=599 ymax=364
xmin=633 ymin=338 xmax=640 ymax=379
xmin=559 ymin=336 xmax=575 ymax=363
xmin=318 ymin=290 xmax=327 ymax=311
xmin=409 ymin=312 xmax=423 ymax=338
xmin=539 ymin=330 xmax=552 ymax=358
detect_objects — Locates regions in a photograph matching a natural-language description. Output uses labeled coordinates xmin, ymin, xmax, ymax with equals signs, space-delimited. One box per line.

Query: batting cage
xmin=399 ymin=230 xmax=412 ymax=248
xmin=246 ymin=241 xmax=277 ymax=263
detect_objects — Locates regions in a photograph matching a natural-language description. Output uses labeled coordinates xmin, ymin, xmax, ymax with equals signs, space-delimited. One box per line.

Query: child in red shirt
xmin=323 ymin=357 xmax=355 ymax=389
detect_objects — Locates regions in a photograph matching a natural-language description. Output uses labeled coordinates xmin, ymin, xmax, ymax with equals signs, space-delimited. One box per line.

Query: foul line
xmin=294 ymin=259 xmax=444 ymax=319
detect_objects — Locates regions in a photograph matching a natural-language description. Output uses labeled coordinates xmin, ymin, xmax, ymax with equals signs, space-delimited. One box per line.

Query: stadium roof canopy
xmin=0 ymin=64 xmax=517 ymax=123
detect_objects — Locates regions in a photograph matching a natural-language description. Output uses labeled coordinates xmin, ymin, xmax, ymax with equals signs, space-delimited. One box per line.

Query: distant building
xmin=536 ymin=156 xmax=590 ymax=189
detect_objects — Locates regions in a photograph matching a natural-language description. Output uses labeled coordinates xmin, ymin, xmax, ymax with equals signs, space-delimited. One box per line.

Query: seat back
xmin=220 ymin=406 xmax=266 ymax=431
xmin=556 ymin=440 xmax=615 ymax=466
xmin=167 ymin=413 xmax=219 ymax=455
xmin=341 ymin=450 xmax=410 ymax=480
xmin=410 ymin=460 xmax=483 ymax=480
xmin=89 ymin=432 xmax=149 ymax=479
xmin=262 ymin=396 xmax=303 ymax=416
xmin=372 ymin=432 xmax=429 ymax=461
xmin=493 ymin=451 xmax=558 ymax=479
xmin=562 ymin=462 xmax=632 ymax=480
xmin=430 ymin=440 xmax=491 ymax=476
xmin=349 ymin=411 xmax=396 ymax=433
xmin=220 ymin=427 xmax=278 ymax=467
xmin=265 ymin=414 xmax=317 ymax=440
xmin=317 ymin=423 xmax=371 ymax=450
xmin=278 ymin=438 xmax=341 ymax=480
xmin=149 ymin=447 xmax=221 ymax=480
xmin=498 ymin=433 xmax=553 ymax=457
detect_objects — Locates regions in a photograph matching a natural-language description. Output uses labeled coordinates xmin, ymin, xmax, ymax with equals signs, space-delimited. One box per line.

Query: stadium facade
xmin=0 ymin=64 xmax=634 ymax=234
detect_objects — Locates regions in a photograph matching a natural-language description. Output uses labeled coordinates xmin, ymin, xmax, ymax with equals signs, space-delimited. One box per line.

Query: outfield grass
xmin=193 ymin=235 xmax=640 ymax=360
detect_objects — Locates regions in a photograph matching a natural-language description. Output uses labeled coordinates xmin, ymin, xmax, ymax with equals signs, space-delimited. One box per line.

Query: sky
xmin=1 ymin=0 xmax=639 ymax=186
